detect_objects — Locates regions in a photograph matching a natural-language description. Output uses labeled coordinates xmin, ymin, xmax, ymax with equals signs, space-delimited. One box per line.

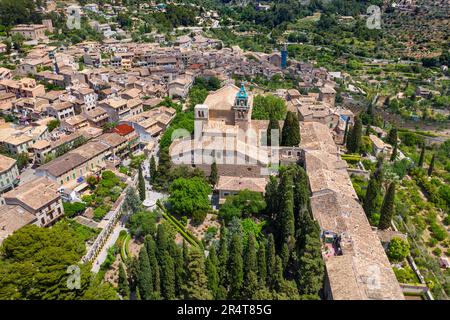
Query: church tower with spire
xmin=233 ymin=83 xmax=252 ymax=131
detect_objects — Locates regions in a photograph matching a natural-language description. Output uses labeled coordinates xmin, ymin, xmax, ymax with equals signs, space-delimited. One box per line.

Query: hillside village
xmin=0 ymin=0 xmax=449 ymax=302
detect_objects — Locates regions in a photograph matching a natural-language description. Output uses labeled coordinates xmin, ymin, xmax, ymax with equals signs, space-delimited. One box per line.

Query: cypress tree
xmin=138 ymin=165 xmax=146 ymax=201
xmin=378 ymin=182 xmax=396 ymax=230
xmin=292 ymin=165 xmax=311 ymax=228
xmin=216 ymin=285 xmax=228 ymax=300
xmin=346 ymin=116 xmax=362 ymax=153
xmin=267 ymin=115 xmax=280 ymax=147
xmin=149 ymin=155 xmax=157 ymax=184
xmin=182 ymin=240 xmax=189 ymax=267
xmin=118 ymin=262 xmax=130 ymax=299
xmin=418 ymin=143 xmax=425 ymax=168
xmin=156 ymin=148 xmax=171 ymax=187
xmin=363 ymin=173 xmax=380 ymax=219
xmin=145 ymin=236 xmax=160 ymax=296
xmin=390 ymin=142 xmax=398 ymax=162
xmin=428 ymin=154 xmax=435 ymax=176
xmin=278 ymin=169 xmax=295 ymax=248
xmin=386 ymin=127 xmax=398 ymax=145
xmin=297 ymin=224 xmax=324 ymax=296
xmin=266 ymin=234 xmax=276 ymax=290
xmin=168 ymin=240 xmax=184 ymax=297
xmin=281 ymin=111 xmax=300 ymax=146
xmin=245 ymin=232 xmax=258 ymax=275
xmin=209 ymin=161 xmax=218 ymax=187
xmin=183 ymin=249 xmax=212 ymax=300
xmin=218 ymin=227 xmax=229 ymax=287
xmin=273 ymin=255 xmax=284 ymax=292
xmin=243 ymin=271 xmax=259 ymax=300
xmin=343 ymin=117 xmax=350 ymax=145
xmin=374 ymin=155 xmax=384 ymax=183
xmin=280 ymin=242 xmax=289 ymax=270
xmin=228 ymin=233 xmax=244 ymax=299
xmin=365 ymin=123 xmax=371 ymax=136
xmin=265 ymin=175 xmax=279 ymax=219
xmin=366 ymin=102 xmax=374 ymax=121
xmin=160 ymin=252 xmax=176 ymax=299
xmin=127 ymin=256 xmax=139 ymax=293
xmin=137 ymin=247 xmax=153 ymax=300
xmin=156 ymin=224 xmax=169 ymax=259
xmin=258 ymin=239 xmax=267 ymax=288
xmin=206 ymin=246 xmax=219 ymax=298
xmin=182 ymin=240 xmax=189 ymax=284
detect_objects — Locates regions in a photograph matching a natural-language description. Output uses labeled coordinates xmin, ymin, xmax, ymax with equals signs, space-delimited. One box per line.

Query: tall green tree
xmin=209 ymin=161 xmax=218 ymax=187
xmin=418 ymin=143 xmax=425 ymax=168
xmin=365 ymin=123 xmax=371 ymax=136
xmin=144 ymin=236 xmax=160 ymax=296
xmin=243 ymin=270 xmax=259 ymax=300
xmin=218 ymin=226 xmax=229 ymax=287
xmin=363 ymin=173 xmax=380 ymax=219
xmin=168 ymin=240 xmax=184 ymax=297
xmin=138 ymin=165 xmax=146 ymax=201
xmin=228 ymin=233 xmax=244 ymax=299
xmin=149 ymin=155 xmax=157 ymax=184
xmin=292 ymin=165 xmax=311 ymax=229
xmin=280 ymin=242 xmax=290 ymax=270
xmin=277 ymin=169 xmax=295 ymax=248
xmin=273 ymin=255 xmax=284 ymax=292
xmin=257 ymin=239 xmax=267 ymax=288
xmin=390 ymin=142 xmax=398 ymax=162
xmin=378 ymin=182 xmax=396 ymax=230
xmin=123 ymin=187 xmax=141 ymax=214
xmin=267 ymin=115 xmax=280 ymax=146
xmin=183 ymin=249 xmax=212 ymax=300
xmin=137 ymin=247 xmax=153 ymax=300
xmin=265 ymin=175 xmax=279 ymax=219
xmin=386 ymin=127 xmax=398 ymax=145
xmin=155 ymin=147 xmax=171 ymax=188
xmin=205 ymin=246 xmax=219 ymax=298
xmin=252 ymin=94 xmax=287 ymax=120
xmin=118 ymin=263 xmax=130 ymax=299
xmin=244 ymin=232 xmax=258 ymax=275
xmin=428 ymin=153 xmax=435 ymax=176
xmin=266 ymin=234 xmax=276 ymax=290
xmin=168 ymin=177 xmax=211 ymax=217
xmin=297 ymin=224 xmax=324 ymax=296
xmin=346 ymin=116 xmax=362 ymax=153
xmin=160 ymin=252 xmax=176 ymax=299
xmin=281 ymin=111 xmax=300 ymax=146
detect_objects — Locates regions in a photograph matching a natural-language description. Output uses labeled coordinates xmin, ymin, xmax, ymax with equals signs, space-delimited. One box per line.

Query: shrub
xmin=180 ymin=215 xmax=188 ymax=227
xmin=430 ymin=222 xmax=447 ymax=241
xmin=126 ymin=210 xmax=157 ymax=238
xmin=388 ymin=237 xmax=410 ymax=262
xmin=432 ymin=247 xmax=442 ymax=257
xmin=393 ymin=265 xmax=419 ymax=284
xmin=93 ymin=207 xmax=108 ymax=221
xmin=63 ymin=201 xmax=86 ymax=218
xmin=192 ymin=209 xmax=207 ymax=225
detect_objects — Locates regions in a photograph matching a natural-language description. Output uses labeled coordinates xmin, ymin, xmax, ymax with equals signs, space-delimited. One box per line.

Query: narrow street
xmin=91 ymin=215 xmax=127 ymax=273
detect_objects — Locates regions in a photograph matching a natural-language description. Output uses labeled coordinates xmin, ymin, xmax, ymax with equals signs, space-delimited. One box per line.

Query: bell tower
xmin=233 ymin=83 xmax=251 ymax=130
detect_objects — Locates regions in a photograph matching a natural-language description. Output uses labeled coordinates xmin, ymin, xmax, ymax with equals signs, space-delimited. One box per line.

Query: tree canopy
xmin=168 ymin=177 xmax=211 ymax=217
